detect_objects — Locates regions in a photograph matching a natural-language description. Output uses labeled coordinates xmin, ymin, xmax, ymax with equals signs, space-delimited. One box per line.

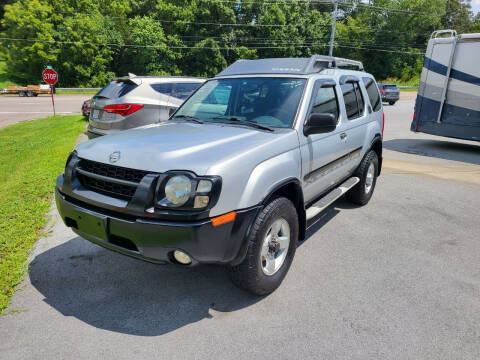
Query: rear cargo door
xmin=90 ymin=79 xmax=138 ymax=129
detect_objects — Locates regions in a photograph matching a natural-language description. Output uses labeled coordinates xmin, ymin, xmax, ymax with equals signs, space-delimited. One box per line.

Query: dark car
xmin=378 ymin=83 xmax=400 ymax=105
xmin=81 ymin=98 xmax=91 ymax=117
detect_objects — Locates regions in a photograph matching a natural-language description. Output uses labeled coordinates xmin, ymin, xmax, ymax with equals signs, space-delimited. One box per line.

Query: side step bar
xmin=306 ymin=177 xmax=359 ymax=220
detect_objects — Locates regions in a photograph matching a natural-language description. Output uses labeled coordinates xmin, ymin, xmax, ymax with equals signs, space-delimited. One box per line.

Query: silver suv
xmin=56 ymin=56 xmax=384 ymax=295
xmin=87 ymin=75 xmax=205 ymax=138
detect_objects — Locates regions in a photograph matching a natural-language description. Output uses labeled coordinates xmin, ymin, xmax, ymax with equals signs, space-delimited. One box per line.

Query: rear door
xmin=338 ymin=77 xmax=370 ymax=172
xmin=150 ymin=82 xmax=173 ymax=121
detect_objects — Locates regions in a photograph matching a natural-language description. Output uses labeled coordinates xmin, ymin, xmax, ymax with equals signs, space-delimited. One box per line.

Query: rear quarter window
xmin=151 ymin=83 xmax=173 ymax=96
xmin=172 ymin=82 xmax=202 ymax=100
xmin=97 ymin=81 xmax=137 ymax=99
xmin=362 ymin=77 xmax=382 ymax=112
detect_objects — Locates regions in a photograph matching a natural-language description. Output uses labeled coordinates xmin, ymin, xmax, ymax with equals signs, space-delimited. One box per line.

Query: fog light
xmin=194 ymin=195 xmax=209 ymax=208
xmin=173 ymin=250 xmax=192 ymax=265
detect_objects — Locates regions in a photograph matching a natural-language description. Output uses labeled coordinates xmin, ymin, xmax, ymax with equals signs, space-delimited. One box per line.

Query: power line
xmin=197 ymin=0 xmax=440 ymax=15
xmin=0 ymin=36 xmax=426 ymax=55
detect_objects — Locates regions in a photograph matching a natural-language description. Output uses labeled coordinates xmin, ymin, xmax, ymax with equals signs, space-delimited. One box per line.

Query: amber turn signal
xmin=211 ymin=211 xmax=237 ymax=227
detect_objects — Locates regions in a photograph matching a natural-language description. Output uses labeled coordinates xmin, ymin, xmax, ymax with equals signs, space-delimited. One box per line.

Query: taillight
xmin=382 ymin=112 xmax=385 ymax=137
xmin=103 ymin=104 xmax=143 ymax=117
xmin=380 ymin=89 xmax=385 ymax=95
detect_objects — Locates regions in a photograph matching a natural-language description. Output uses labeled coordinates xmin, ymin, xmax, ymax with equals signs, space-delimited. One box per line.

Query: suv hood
xmin=76 ymin=122 xmax=298 ymax=175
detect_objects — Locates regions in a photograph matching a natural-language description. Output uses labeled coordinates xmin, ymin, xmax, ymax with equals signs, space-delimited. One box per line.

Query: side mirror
xmin=303 ymin=113 xmax=337 ymax=136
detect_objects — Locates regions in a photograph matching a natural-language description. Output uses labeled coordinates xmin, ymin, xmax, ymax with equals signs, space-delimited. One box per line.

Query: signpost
xmin=42 ymin=66 xmax=58 ymax=116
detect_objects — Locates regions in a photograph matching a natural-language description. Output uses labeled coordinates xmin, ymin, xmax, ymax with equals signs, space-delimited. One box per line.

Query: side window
xmin=362 ymin=77 xmax=382 ymax=112
xmin=354 ymin=82 xmax=364 ymax=115
xmin=341 ymin=82 xmax=364 ymax=120
xmin=310 ymin=86 xmax=339 ymax=122
xmin=151 ymin=83 xmax=172 ymax=96
xmin=341 ymin=83 xmax=359 ymax=119
xmin=172 ymin=82 xmax=202 ymax=100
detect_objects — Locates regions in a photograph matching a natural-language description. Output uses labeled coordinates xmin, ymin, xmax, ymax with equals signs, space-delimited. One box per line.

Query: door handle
xmin=340 ymin=132 xmax=347 ymax=140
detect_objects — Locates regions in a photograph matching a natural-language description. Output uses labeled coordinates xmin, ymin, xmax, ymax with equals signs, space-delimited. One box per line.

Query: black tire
xmin=26 ymin=91 xmax=33 ymax=97
xmin=346 ymin=150 xmax=378 ymax=206
xmin=19 ymin=91 xmax=25 ymax=97
xmin=389 ymin=101 xmax=395 ymax=105
xmin=230 ymin=197 xmax=298 ymax=295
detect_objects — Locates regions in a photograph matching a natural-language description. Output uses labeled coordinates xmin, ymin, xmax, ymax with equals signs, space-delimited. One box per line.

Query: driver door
xmin=300 ymin=80 xmax=355 ymax=203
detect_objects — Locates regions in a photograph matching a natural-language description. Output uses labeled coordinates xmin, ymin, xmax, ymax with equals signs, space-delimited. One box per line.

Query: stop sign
xmin=42 ymin=68 xmax=58 ymax=85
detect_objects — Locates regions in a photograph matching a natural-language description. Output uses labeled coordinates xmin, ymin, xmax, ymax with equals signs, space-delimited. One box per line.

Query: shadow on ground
xmin=29 ymin=196 xmax=350 ymax=336
xmin=384 ymin=138 xmax=480 ymax=165
xmin=29 ymin=236 xmax=262 ymax=336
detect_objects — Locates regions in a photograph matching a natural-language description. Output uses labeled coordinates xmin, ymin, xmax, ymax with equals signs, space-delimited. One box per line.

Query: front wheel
xmin=346 ymin=150 xmax=378 ymax=206
xmin=230 ymin=197 xmax=298 ymax=295
xmin=389 ymin=101 xmax=395 ymax=106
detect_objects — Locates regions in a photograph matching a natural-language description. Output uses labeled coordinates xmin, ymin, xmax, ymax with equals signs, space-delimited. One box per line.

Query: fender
xmin=369 ymin=134 xmax=383 ymax=175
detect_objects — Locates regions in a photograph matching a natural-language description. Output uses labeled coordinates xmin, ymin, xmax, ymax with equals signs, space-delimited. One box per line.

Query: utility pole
xmin=329 ymin=0 xmax=339 ymax=56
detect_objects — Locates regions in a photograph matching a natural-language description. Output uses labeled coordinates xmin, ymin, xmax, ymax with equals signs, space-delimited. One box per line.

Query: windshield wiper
xmin=212 ymin=116 xmax=273 ymax=132
xmin=172 ymin=115 xmax=204 ymax=124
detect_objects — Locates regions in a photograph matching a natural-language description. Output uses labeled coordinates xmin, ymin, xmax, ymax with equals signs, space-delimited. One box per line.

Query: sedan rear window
xmin=96 ymin=81 xmax=137 ymax=99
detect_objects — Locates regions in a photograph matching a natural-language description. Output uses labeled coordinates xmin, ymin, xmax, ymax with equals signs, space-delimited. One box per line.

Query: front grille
xmin=79 ymin=159 xmax=149 ymax=183
xmin=78 ymin=174 xmax=137 ymax=199
xmin=77 ymin=158 xmax=153 ymax=200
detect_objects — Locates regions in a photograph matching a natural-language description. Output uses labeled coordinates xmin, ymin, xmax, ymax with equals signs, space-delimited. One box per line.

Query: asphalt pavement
xmin=0 ymin=94 xmax=90 ymax=129
xmin=1 ymin=95 xmax=479 ymax=359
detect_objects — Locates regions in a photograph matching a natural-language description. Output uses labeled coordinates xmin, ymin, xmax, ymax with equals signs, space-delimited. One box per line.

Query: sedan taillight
xmin=380 ymin=89 xmax=385 ymax=95
xmin=103 ymin=104 xmax=143 ymax=117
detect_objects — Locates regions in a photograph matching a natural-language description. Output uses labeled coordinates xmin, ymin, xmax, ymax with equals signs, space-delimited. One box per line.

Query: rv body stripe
xmin=423 ymin=57 xmax=480 ymax=86
xmin=415 ymin=95 xmax=480 ymax=126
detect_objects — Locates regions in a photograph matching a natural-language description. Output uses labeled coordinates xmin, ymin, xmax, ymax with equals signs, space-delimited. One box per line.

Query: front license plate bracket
xmin=74 ymin=209 xmax=108 ymax=241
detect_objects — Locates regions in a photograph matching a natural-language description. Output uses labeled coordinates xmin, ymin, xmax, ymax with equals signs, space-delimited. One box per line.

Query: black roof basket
xmin=216 ymin=55 xmax=364 ymax=77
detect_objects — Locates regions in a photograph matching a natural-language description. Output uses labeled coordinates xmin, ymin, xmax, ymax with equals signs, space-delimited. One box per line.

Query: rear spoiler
xmin=112 ymin=73 xmax=142 ymax=86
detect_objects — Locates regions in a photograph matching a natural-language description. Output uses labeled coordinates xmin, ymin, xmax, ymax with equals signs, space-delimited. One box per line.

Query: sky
xmin=471 ymin=0 xmax=480 ymax=14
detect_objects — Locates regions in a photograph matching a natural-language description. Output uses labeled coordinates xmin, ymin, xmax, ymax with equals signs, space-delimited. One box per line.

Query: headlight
xmin=164 ymin=175 xmax=192 ymax=206
xmin=156 ymin=173 xmax=221 ymax=210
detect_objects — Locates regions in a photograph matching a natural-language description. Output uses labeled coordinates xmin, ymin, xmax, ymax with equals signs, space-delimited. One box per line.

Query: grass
xmin=381 ymin=75 xmax=420 ymax=89
xmin=0 ymin=115 xmax=85 ymax=313
xmin=56 ymin=89 xmax=98 ymax=95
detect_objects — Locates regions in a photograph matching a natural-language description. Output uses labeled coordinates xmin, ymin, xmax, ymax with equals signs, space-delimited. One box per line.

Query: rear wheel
xmin=230 ymin=197 xmax=298 ymax=295
xmin=18 ymin=91 xmax=25 ymax=97
xmin=26 ymin=91 xmax=33 ymax=97
xmin=346 ymin=150 xmax=378 ymax=206
xmin=389 ymin=101 xmax=395 ymax=105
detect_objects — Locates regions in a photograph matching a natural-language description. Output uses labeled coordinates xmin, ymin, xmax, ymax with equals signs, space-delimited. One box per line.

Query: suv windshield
xmin=173 ymin=77 xmax=306 ymax=128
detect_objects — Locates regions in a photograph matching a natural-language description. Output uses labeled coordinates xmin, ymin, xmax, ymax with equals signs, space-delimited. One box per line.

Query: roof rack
xmin=216 ymin=55 xmax=364 ymax=77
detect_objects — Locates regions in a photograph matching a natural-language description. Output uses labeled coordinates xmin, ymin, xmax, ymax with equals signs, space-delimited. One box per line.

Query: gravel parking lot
xmin=1 ymin=95 xmax=479 ymax=359
xmin=0 ymin=94 xmax=90 ymax=129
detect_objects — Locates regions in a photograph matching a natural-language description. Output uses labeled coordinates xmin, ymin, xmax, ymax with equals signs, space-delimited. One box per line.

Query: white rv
xmin=411 ymin=30 xmax=480 ymax=141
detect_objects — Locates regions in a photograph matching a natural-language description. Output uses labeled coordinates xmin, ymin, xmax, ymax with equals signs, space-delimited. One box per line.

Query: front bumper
xmin=55 ymin=188 xmax=260 ymax=266
xmin=86 ymin=124 xmax=120 ymax=139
